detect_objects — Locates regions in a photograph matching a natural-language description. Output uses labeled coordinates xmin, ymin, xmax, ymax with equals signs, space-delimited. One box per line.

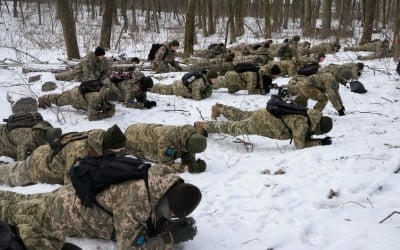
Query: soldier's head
xmin=318 ymin=53 xmax=326 ymax=62
xmin=164 ymin=182 xmax=202 ymax=218
xmin=292 ymin=35 xmax=301 ymax=43
xmin=314 ymin=116 xmax=333 ymax=135
xmin=95 ymin=47 xmax=106 ymax=60
xmin=102 ymin=124 xmax=126 ymax=153
xmin=104 ymin=89 xmax=119 ymax=105
xmin=35 ymin=127 xmax=62 ymax=146
xmin=332 ymin=42 xmax=341 ymax=52
xmin=169 ymin=39 xmax=180 ymax=52
xmin=339 ymin=68 xmax=353 ymax=83
xmin=206 ymin=70 xmax=219 ymax=84
xmin=356 ymin=62 xmax=364 ymax=76
xmin=186 ymin=133 xmax=207 ymax=154
xmin=140 ymin=76 xmax=154 ymax=92
xmin=131 ymin=57 xmax=140 ymax=64
xmin=270 ymin=65 xmax=282 ymax=79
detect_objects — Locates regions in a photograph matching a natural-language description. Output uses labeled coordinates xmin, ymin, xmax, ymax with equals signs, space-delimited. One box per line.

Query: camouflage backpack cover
xmin=50 ymin=131 xmax=89 ymax=154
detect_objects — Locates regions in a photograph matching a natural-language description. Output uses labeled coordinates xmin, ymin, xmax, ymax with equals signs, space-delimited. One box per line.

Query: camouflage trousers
xmin=151 ymin=61 xmax=178 ymax=73
xmin=205 ymin=105 xmax=256 ymax=136
xmin=40 ymin=88 xmax=81 ymax=109
xmin=279 ymin=60 xmax=297 ymax=77
xmin=0 ymin=191 xmax=65 ymax=249
xmin=150 ymin=84 xmax=175 ymax=95
xmin=55 ymin=71 xmax=74 ymax=81
xmin=0 ymin=159 xmax=34 ymax=186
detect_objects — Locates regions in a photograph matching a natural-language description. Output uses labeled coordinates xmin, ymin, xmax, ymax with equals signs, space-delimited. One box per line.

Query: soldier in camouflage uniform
xmin=213 ymin=65 xmax=281 ymax=95
xmin=0 ymin=164 xmax=201 ymax=249
xmin=0 ymin=118 xmax=61 ymax=161
xmin=0 ymin=125 xmax=126 ymax=186
xmin=287 ymin=72 xmax=346 ymax=116
xmin=38 ymin=86 xmax=119 ymax=121
xmin=344 ymin=39 xmax=389 ymax=53
xmin=279 ymin=35 xmax=300 ymax=62
xmin=357 ymin=39 xmax=392 ymax=60
xmin=309 ymin=41 xmax=341 ymax=55
xmin=103 ymin=71 xmax=156 ymax=109
xmin=194 ymin=103 xmax=333 ymax=149
xmin=319 ymin=62 xmax=364 ymax=80
xmin=150 ymin=70 xmax=216 ymax=101
xmin=125 ymin=123 xmax=207 ymax=173
xmin=55 ymin=47 xmax=109 ymax=82
xmin=151 ymin=39 xmax=183 ymax=73
xmin=261 ymin=60 xmax=297 ymax=77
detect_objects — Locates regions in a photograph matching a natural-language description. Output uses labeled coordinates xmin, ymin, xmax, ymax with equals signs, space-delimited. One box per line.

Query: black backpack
xmin=0 ymin=221 xmax=26 ymax=250
xmin=78 ymin=80 xmax=104 ymax=96
xmin=233 ymin=63 xmax=260 ymax=73
xmin=349 ymin=80 xmax=367 ymax=94
xmin=50 ymin=131 xmax=89 ymax=154
xmin=148 ymin=44 xmax=165 ymax=61
xmin=297 ymin=63 xmax=319 ymax=76
xmin=267 ymin=94 xmax=308 ymax=118
xmin=181 ymin=71 xmax=205 ymax=88
xmin=69 ymin=154 xmax=151 ymax=207
xmin=3 ymin=112 xmax=44 ymax=131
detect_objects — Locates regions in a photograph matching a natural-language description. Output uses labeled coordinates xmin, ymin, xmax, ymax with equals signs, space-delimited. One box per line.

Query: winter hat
xmin=169 ymin=39 xmax=180 ymax=47
xmin=356 ymin=62 xmax=364 ymax=71
xmin=292 ymin=35 xmax=300 ymax=42
xmin=166 ymin=182 xmax=202 ymax=218
xmin=339 ymin=68 xmax=353 ymax=81
xmin=186 ymin=133 xmax=207 ymax=153
xmin=44 ymin=128 xmax=62 ymax=144
xmin=105 ymin=89 xmax=119 ymax=103
xmin=95 ymin=47 xmax=106 ymax=56
xmin=294 ymin=96 xmax=308 ymax=108
xmin=314 ymin=116 xmax=333 ymax=135
xmin=140 ymin=77 xmax=154 ymax=91
xmin=102 ymin=125 xmax=126 ymax=150
xmin=206 ymin=70 xmax=219 ymax=81
xmin=270 ymin=65 xmax=282 ymax=75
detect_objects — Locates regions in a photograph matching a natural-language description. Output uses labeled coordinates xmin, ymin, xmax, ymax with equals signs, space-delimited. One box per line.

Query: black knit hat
xmin=169 ymin=39 xmax=180 ymax=47
xmin=356 ymin=62 xmax=364 ymax=71
xmin=166 ymin=182 xmax=202 ymax=218
xmin=140 ymin=77 xmax=154 ymax=91
xmin=102 ymin=125 xmax=126 ymax=150
xmin=95 ymin=47 xmax=106 ymax=56
xmin=270 ymin=65 xmax=281 ymax=75
xmin=292 ymin=35 xmax=300 ymax=42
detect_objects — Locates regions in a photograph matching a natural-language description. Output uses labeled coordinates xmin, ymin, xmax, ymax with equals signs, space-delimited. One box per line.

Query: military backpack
xmin=181 ymin=70 xmax=206 ymax=89
xmin=0 ymin=221 xmax=26 ymax=250
xmin=3 ymin=112 xmax=44 ymax=132
xmin=266 ymin=94 xmax=308 ymax=118
xmin=50 ymin=131 xmax=89 ymax=154
xmin=297 ymin=63 xmax=319 ymax=76
xmin=69 ymin=154 xmax=151 ymax=208
xmin=147 ymin=44 xmax=166 ymax=61
xmin=78 ymin=80 xmax=104 ymax=96
xmin=349 ymin=80 xmax=367 ymax=94
xmin=233 ymin=63 xmax=260 ymax=74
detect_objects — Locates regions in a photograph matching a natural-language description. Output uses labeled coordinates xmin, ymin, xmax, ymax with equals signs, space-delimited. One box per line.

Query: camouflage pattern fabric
xmin=0 ymin=164 xmax=181 ymax=249
xmin=55 ymin=52 xmax=109 ymax=82
xmin=125 ymin=124 xmax=200 ymax=172
xmin=0 ymin=121 xmax=53 ymax=161
xmin=213 ymin=71 xmax=265 ymax=94
xmin=280 ymin=40 xmax=299 ymax=62
xmin=103 ymin=71 xmax=149 ymax=109
xmin=204 ymin=104 xmax=323 ymax=149
xmin=309 ymin=42 xmax=336 ymax=55
xmin=260 ymin=60 xmax=296 ymax=77
xmin=319 ymin=63 xmax=360 ymax=80
xmin=344 ymin=40 xmax=384 ymax=52
xmin=150 ymin=77 xmax=212 ymax=101
xmin=39 ymin=87 xmax=115 ymax=121
xmin=0 ymin=129 xmax=104 ymax=186
xmin=151 ymin=43 xmax=181 ymax=73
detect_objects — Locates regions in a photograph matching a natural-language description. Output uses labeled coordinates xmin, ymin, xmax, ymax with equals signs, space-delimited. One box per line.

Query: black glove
xmin=338 ymin=107 xmax=345 ymax=116
xmin=144 ymin=100 xmax=157 ymax=109
xmin=62 ymin=243 xmax=82 ymax=250
xmin=169 ymin=217 xmax=197 ymax=244
xmin=321 ymin=136 xmax=332 ymax=145
xmin=189 ymin=159 xmax=207 ymax=173
xmin=277 ymin=87 xmax=289 ymax=98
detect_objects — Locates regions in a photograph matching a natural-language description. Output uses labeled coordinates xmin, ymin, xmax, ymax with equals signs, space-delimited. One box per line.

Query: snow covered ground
xmin=1 ymin=4 xmax=400 ymax=250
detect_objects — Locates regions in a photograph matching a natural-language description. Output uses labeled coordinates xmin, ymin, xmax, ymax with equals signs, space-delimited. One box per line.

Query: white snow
xmin=0 ymin=3 xmax=400 ymax=250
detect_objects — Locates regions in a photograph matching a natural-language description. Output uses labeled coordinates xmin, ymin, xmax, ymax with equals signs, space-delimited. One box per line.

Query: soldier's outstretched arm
xmin=324 ymin=82 xmax=344 ymax=112
xmin=204 ymin=118 xmax=256 ymax=136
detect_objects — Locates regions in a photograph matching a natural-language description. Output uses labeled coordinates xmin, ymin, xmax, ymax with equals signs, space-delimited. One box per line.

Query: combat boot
xmin=193 ymin=122 xmax=208 ymax=137
xmin=211 ymin=103 xmax=223 ymax=120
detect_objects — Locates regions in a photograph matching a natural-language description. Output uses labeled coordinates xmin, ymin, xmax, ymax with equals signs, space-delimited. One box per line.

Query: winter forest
xmin=0 ymin=0 xmax=400 ymax=249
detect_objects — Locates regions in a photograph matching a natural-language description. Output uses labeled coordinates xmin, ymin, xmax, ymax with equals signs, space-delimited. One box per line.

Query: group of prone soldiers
xmin=0 ymin=36 xmax=394 ymax=249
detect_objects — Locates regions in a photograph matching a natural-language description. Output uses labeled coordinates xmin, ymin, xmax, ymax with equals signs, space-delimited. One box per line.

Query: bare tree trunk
xmin=56 ymin=0 xmax=80 ymax=59
xmin=13 ymin=0 xmax=17 ymax=17
xmin=235 ymin=0 xmax=244 ymax=36
xmin=283 ymin=0 xmax=290 ymax=29
xmin=264 ymin=0 xmax=271 ymax=38
xmin=99 ymin=0 xmax=115 ymax=49
xmin=360 ymin=0 xmax=376 ymax=45
xmin=321 ymin=0 xmax=332 ymax=38
xmin=303 ymin=0 xmax=312 ymax=36
xmin=199 ymin=0 xmax=208 ymax=37
xmin=130 ymin=0 xmax=138 ymax=32
xmin=144 ymin=0 xmax=151 ymax=31
xmin=382 ymin=0 xmax=387 ymax=29
xmin=184 ymin=0 xmax=195 ymax=57
xmin=393 ymin=0 xmax=400 ymax=60
xmin=311 ymin=0 xmax=321 ymax=35
xmin=206 ymin=0 xmax=215 ymax=35
xmin=113 ymin=4 xmax=120 ymax=26
xmin=91 ymin=0 xmax=95 ymax=19
xmin=227 ymin=0 xmax=236 ymax=43
xmin=38 ymin=0 xmax=42 ymax=25
xmin=121 ymin=0 xmax=128 ymax=32
xmin=18 ymin=0 xmax=25 ymax=25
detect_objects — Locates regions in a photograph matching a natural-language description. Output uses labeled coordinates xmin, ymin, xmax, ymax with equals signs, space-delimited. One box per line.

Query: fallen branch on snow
xmin=379 ymin=211 xmax=400 ymax=223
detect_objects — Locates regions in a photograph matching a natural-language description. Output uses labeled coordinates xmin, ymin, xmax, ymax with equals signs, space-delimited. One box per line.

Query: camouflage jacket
xmin=213 ymin=70 xmax=264 ymax=94
xmin=0 ymin=121 xmax=52 ymax=161
xmin=319 ymin=63 xmax=360 ymax=81
xmin=309 ymin=42 xmax=335 ymax=55
xmin=103 ymin=71 xmax=148 ymax=109
xmin=125 ymin=124 xmax=199 ymax=172
xmin=0 ymin=164 xmax=181 ymax=249
xmin=151 ymin=43 xmax=181 ymax=73
xmin=280 ymin=40 xmax=299 ymax=62
xmin=73 ymin=52 xmax=109 ymax=82
xmin=151 ymin=77 xmax=212 ymax=101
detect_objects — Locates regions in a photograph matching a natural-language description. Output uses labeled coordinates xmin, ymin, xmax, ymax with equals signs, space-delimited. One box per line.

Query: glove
xmin=189 ymin=159 xmax=207 ymax=173
xmin=338 ymin=107 xmax=345 ymax=116
xmin=321 ymin=136 xmax=332 ymax=145
xmin=169 ymin=217 xmax=197 ymax=244
xmin=144 ymin=100 xmax=157 ymax=109
xmin=103 ymin=109 xmax=115 ymax=118
xmin=62 ymin=243 xmax=82 ymax=250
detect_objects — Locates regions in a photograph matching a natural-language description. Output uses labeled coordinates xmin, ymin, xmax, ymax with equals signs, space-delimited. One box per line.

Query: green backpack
xmin=3 ymin=112 xmax=44 ymax=131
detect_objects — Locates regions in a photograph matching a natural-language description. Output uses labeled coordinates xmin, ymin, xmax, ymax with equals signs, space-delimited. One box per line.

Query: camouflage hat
xmin=102 ymin=125 xmax=126 ymax=150
xmin=315 ymin=116 xmax=333 ymax=135
xmin=105 ymin=89 xmax=119 ymax=103
xmin=206 ymin=70 xmax=219 ymax=81
xmin=169 ymin=39 xmax=180 ymax=47
xmin=44 ymin=128 xmax=62 ymax=144
xmin=339 ymin=68 xmax=353 ymax=81
xmin=95 ymin=46 xmax=105 ymax=56
xmin=166 ymin=182 xmax=202 ymax=218
xmin=294 ymin=96 xmax=308 ymax=108
xmin=186 ymin=133 xmax=207 ymax=153
xmin=140 ymin=76 xmax=154 ymax=91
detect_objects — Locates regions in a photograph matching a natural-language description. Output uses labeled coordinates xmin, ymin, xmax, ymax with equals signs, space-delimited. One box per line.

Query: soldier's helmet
xmin=292 ymin=35 xmax=301 ymax=42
